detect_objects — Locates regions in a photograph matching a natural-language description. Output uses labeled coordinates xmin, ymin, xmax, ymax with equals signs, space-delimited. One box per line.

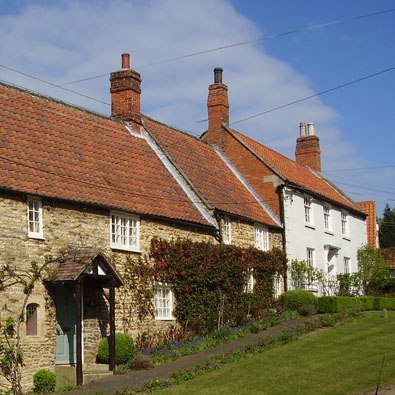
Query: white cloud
xmin=0 ymin=0 xmax=390 ymax=212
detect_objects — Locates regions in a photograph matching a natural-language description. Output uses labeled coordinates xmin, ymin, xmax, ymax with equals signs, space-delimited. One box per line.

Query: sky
xmin=0 ymin=0 xmax=394 ymax=217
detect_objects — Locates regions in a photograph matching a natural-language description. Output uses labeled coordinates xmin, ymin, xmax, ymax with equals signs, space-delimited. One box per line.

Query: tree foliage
xmin=357 ymin=245 xmax=390 ymax=295
xmin=379 ymin=204 xmax=395 ymax=248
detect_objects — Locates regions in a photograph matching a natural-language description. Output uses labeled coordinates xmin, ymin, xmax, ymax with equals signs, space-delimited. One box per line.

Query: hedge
xmin=277 ymin=290 xmax=317 ymax=314
xmin=317 ymin=296 xmax=395 ymax=313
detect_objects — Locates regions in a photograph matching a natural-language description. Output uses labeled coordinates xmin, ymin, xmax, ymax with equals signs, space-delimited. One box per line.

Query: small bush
xmin=299 ymin=304 xmax=317 ymax=317
xmin=129 ymin=352 xmax=154 ymax=370
xmin=33 ymin=369 xmax=56 ymax=394
xmin=97 ymin=333 xmax=136 ymax=365
xmin=277 ymin=290 xmax=317 ymax=314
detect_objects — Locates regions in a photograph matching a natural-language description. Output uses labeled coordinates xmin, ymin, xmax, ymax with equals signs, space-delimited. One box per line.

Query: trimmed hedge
xmin=97 ymin=333 xmax=136 ymax=365
xmin=277 ymin=290 xmax=317 ymax=314
xmin=317 ymin=296 xmax=395 ymax=313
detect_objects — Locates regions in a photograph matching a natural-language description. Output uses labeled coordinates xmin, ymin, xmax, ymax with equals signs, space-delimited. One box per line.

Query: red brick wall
xmin=295 ymin=135 xmax=321 ymax=172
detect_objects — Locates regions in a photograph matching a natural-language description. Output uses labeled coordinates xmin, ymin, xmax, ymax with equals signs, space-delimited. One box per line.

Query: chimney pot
xmin=213 ymin=67 xmax=223 ymax=84
xmin=299 ymin=122 xmax=307 ymax=137
xmin=307 ymin=122 xmax=315 ymax=136
xmin=121 ymin=53 xmax=130 ymax=69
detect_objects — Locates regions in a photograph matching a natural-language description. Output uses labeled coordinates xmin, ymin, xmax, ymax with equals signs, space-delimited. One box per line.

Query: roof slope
xmin=231 ymin=128 xmax=364 ymax=215
xmin=0 ymin=82 xmax=211 ymax=226
xmin=144 ymin=117 xmax=280 ymax=227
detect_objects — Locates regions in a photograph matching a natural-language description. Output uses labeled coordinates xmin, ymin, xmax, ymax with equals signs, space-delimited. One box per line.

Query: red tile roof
xmin=358 ymin=201 xmax=377 ymax=248
xmin=230 ymin=128 xmax=365 ymax=215
xmin=0 ymin=82 xmax=211 ymax=226
xmin=144 ymin=117 xmax=280 ymax=227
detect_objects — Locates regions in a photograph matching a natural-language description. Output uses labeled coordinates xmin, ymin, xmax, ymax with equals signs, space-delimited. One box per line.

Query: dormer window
xmin=27 ymin=198 xmax=43 ymax=239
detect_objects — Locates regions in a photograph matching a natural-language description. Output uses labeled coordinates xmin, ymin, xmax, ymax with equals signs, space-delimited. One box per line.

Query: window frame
xmin=254 ymin=224 xmax=269 ymax=251
xmin=223 ymin=216 xmax=231 ymax=245
xmin=344 ymin=257 xmax=350 ymax=274
xmin=27 ymin=197 xmax=44 ymax=239
xmin=323 ymin=204 xmax=332 ymax=232
xmin=341 ymin=211 xmax=349 ymax=238
xmin=244 ymin=268 xmax=254 ymax=293
xmin=26 ymin=303 xmax=38 ymax=336
xmin=154 ymin=283 xmax=174 ymax=321
xmin=110 ymin=212 xmax=140 ymax=251
xmin=304 ymin=197 xmax=314 ymax=226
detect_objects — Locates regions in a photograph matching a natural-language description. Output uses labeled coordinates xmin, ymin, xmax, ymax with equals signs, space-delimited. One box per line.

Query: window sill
xmin=324 ymin=230 xmax=334 ymax=236
xmin=342 ymin=236 xmax=351 ymax=241
xmin=28 ymin=234 xmax=45 ymax=240
xmin=304 ymin=224 xmax=315 ymax=230
xmin=110 ymin=245 xmax=141 ymax=253
xmin=155 ymin=317 xmax=176 ymax=321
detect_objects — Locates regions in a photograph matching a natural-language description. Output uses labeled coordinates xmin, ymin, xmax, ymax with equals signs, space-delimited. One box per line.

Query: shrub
xmin=277 ymin=290 xmax=317 ymax=314
xmin=97 ymin=333 xmax=136 ymax=365
xmin=359 ymin=296 xmax=374 ymax=310
xmin=129 ymin=352 xmax=154 ymax=370
xmin=318 ymin=296 xmax=362 ymax=313
xmin=33 ymin=369 xmax=56 ymax=394
xmin=299 ymin=304 xmax=317 ymax=317
xmin=373 ymin=297 xmax=395 ymax=310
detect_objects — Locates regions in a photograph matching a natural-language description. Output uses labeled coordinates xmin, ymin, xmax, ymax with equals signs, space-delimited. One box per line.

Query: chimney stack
xmin=204 ymin=67 xmax=229 ymax=149
xmin=110 ymin=53 xmax=142 ymax=132
xmin=295 ymin=122 xmax=321 ymax=172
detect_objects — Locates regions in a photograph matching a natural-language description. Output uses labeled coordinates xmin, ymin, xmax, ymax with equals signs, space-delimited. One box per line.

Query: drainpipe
xmin=214 ymin=211 xmax=223 ymax=244
xmin=278 ymin=185 xmax=288 ymax=292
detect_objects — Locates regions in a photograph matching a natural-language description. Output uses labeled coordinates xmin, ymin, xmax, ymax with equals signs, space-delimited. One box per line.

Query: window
xmin=306 ymin=248 xmax=315 ymax=285
xmin=154 ymin=284 xmax=173 ymax=320
xmin=223 ymin=216 xmax=231 ymax=244
xmin=110 ymin=212 xmax=140 ymax=251
xmin=274 ymin=275 xmax=282 ymax=299
xmin=344 ymin=257 xmax=350 ymax=274
xmin=323 ymin=205 xmax=332 ymax=231
xmin=26 ymin=304 xmax=38 ymax=336
xmin=341 ymin=212 xmax=349 ymax=237
xmin=255 ymin=224 xmax=269 ymax=251
xmin=27 ymin=198 xmax=43 ymax=238
xmin=304 ymin=197 xmax=313 ymax=225
xmin=245 ymin=269 xmax=254 ymax=293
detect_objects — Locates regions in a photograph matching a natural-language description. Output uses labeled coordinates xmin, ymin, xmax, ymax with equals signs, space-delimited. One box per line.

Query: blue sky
xmin=0 ymin=0 xmax=394 ymax=216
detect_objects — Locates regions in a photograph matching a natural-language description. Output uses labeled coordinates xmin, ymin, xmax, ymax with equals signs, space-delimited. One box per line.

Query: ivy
xmin=129 ymin=238 xmax=287 ymax=334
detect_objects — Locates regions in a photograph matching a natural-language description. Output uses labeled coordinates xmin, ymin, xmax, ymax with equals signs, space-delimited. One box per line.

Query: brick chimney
xmin=204 ymin=67 xmax=229 ymax=148
xmin=295 ymin=122 xmax=321 ymax=172
xmin=110 ymin=53 xmax=142 ymax=132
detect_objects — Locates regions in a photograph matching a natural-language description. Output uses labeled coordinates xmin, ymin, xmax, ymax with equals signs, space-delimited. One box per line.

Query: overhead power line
xmin=0 ymin=64 xmax=111 ymax=106
xmin=214 ymin=66 xmax=395 ymax=126
xmin=61 ymin=8 xmax=395 ymax=86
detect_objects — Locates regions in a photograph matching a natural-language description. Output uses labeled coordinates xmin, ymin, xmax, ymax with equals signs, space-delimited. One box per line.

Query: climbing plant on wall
xmin=128 ymin=238 xmax=287 ymax=334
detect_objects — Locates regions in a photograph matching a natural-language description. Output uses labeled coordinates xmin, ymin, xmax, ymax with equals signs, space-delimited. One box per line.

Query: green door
xmin=55 ymin=286 xmax=77 ymax=364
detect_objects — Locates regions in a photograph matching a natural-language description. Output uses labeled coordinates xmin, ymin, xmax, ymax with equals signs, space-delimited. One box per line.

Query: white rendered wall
xmin=282 ymin=187 xmax=367 ymax=295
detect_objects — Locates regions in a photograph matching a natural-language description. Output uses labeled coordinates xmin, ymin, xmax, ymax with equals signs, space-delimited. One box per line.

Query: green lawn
xmin=160 ymin=312 xmax=395 ymax=395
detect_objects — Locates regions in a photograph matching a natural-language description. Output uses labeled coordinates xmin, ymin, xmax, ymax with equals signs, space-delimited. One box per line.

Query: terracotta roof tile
xmin=231 ymin=129 xmax=364 ymax=215
xmin=0 ymin=82 xmax=211 ymax=226
xmin=357 ymin=201 xmax=377 ymax=248
xmin=144 ymin=117 xmax=280 ymax=227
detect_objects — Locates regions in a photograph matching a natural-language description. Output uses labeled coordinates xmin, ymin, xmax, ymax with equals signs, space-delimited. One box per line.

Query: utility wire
xmin=196 ymin=66 xmax=395 ymax=125
xmin=62 ymin=7 xmax=395 ymax=86
xmin=0 ymin=64 xmax=110 ymax=106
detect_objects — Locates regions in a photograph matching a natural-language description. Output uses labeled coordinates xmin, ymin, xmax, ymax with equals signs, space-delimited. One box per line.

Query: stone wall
xmin=0 ymin=190 xmax=283 ymax=391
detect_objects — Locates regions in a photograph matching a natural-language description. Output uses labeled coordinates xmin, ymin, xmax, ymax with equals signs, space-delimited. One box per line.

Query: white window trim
xmin=344 ymin=257 xmax=350 ymax=274
xmin=323 ymin=205 xmax=332 ymax=233
xmin=154 ymin=283 xmax=174 ymax=321
xmin=223 ymin=216 xmax=231 ymax=245
xmin=304 ymin=197 xmax=314 ymax=227
xmin=341 ymin=211 xmax=350 ymax=239
xmin=254 ymin=224 xmax=269 ymax=251
xmin=110 ymin=211 xmax=140 ymax=252
xmin=244 ymin=269 xmax=254 ymax=293
xmin=27 ymin=197 xmax=44 ymax=239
